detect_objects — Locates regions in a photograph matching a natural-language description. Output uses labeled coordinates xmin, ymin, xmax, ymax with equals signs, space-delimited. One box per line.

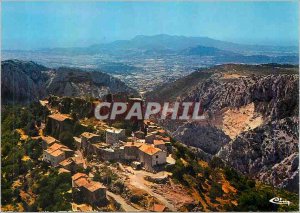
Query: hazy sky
xmin=2 ymin=1 xmax=299 ymax=50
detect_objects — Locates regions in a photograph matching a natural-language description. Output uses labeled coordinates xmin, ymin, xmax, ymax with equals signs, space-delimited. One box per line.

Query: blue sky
xmin=2 ymin=1 xmax=299 ymax=50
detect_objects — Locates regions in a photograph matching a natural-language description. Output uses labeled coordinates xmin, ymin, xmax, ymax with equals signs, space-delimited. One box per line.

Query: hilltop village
xmin=37 ymin=95 xmax=176 ymax=211
xmin=3 ymin=93 xmax=298 ymax=212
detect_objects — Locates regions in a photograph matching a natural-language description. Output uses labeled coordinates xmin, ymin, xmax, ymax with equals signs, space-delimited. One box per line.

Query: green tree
xmin=59 ymin=131 xmax=75 ymax=149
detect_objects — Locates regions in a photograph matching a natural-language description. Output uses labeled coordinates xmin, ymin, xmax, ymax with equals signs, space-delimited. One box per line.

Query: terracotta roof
xmin=77 ymin=204 xmax=92 ymax=212
xmin=72 ymin=173 xmax=106 ymax=191
xmin=58 ymin=168 xmax=71 ymax=174
xmin=47 ymin=143 xmax=70 ymax=153
xmin=51 ymin=149 xmax=64 ymax=157
xmin=60 ymin=147 xmax=73 ymax=152
xmin=125 ymin=142 xmax=144 ymax=148
xmin=41 ymin=136 xmax=56 ymax=144
xmin=81 ymin=132 xmax=100 ymax=139
xmin=84 ymin=181 xmax=106 ymax=192
xmin=139 ymin=144 xmax=161 ymax=155
xmin=151 ymin=204 xmax=166 ymax=212
xmin=48 ymin=113 xmax=71 ymax=122
xmin=74 ymin=177 xmax=89 ymax=187
xmin=73 ymin=137 xmax=82 ymax=143
xmin=162 ymin=137 xmax=170 ymax=142
xmin=72 ymin=156 xmax=84 ymax=165
xmin=72 ymin=173 xmax=88 ymax=181
xmin=59 ymin=158 xmax=74 ymax=167
xmin=47 ymin=143 xmax=64 ymax=152
xmin=158 ymin=129 xmax=166 ymax=134
xmin=92 ymin=143 xmax=109 ymax=149
xmin=45 ymin=143 xmax=73 ymax=158
xmin=153 ymin=140 xmax=165 ymax=146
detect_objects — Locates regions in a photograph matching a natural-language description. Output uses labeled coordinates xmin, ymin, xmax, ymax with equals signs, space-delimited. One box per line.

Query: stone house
xmin=72 ymin=155 xmax=85 ymax=169
xmin=124 ymin=142 xmax=144 ymax=160
xmin=92 ymin=143 xmax=124 ymax=161
xmin=59 ymin=157 xmax=75 ymax=172
xmin=59 ymin=156 xmax=84 ymax=172
xmin=46 ymin=114 xmax=74 ymax=138
xmin=134 ymin=130 xmax=145 ymax=139
xmin=43 ymin=143 xmax=73 ymax=167
xmin=80 ymin=132 xmax=102 ymax=155
xmin=138 ymin=144 xmax=167 ymax=171
xmin=105 ymin=128 xmax=126 ymax=144
xmin=73 ymin=136 xmax=82 ymax=150
xmin=153 ymin=140 xmax=167 ymax=152
xmin=72 ymin=173 xmax=107 ymax=206
xmin=145 ymin=133 xmax=156 ymax=144
xmin=41 ymin=135 xmax=58 ymax=150
xmin=91 ymin=143 xmax=110 ymax=155
xmin=81 ymin=132 xmax=102 ymax=146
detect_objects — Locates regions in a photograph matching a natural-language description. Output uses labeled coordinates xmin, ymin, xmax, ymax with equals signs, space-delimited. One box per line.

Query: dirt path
xmin=128 ymin=171 xmax=177 ymax=211
xmin=107 ymin=191 xmax=141 ymax=212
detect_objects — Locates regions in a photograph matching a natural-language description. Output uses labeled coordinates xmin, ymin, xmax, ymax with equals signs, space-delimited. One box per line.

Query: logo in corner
xmin=269 ymin=197 xmax=290 ymax=206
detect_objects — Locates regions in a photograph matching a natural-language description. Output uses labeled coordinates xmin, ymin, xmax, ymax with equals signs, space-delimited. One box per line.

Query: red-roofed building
xmin=72 ymin=173 xmax=106 ymax=205
xmin=59 ymin=157 xmax=75 ymax=171
xmin=43 ymin=143 xmax=74 ymax=166
xmin=41 ymin=136 xmax=58 ymax=149
xmin=46 ymin=113 xmax=74 ymax=138
xmin=153 ymin=140 xmax=167 ymax=152
xmin=138 ymin=144 xmax=167 ymax=171
xmin=150 ymin=204 xmax=166 ymax=212
xmin=124 ymin=142 xmax=144 ymax=160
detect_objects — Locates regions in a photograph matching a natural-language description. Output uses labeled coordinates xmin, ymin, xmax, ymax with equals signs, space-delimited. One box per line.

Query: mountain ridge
xmin=1 ymin=60 xmax=137 ymax=103
xmin=146 ymin=63 xmax=299 ymax=192
xmin=27 ymin=34 xmax=298 ymax=56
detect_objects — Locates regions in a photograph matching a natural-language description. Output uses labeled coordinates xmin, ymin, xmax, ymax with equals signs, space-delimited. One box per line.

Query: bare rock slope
xmin=1 ymin=60 xmax=137 ymax=103
xmin=148 ymin=64 xmax=299 ymax=191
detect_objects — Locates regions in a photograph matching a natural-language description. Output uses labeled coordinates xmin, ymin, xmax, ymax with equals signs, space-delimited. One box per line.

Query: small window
xmin=156 ymin=155 xmax=158 ymax=158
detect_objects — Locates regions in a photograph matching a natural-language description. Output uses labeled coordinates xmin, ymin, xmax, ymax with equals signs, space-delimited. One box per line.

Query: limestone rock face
xmin=217 ymin=117 xmax=298 ymax=192
xmin=44 ymin=67 xmax=136 ymax=99
xmin=1 ymin=60 xmax=137 ymax=103
xmin=184 ymin=74 xmax=298 ymax=119
xmin=172 ymin=122 xmax=230 ymax=155
xmin=1 ymin=60 xmax=49 ymax=103
xmin=149 ymin=64 xmax=299 ymax=192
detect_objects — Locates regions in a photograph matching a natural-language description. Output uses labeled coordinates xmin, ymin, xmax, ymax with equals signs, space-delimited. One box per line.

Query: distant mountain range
xmin=35 ymin=34 xmax=298 ymax=57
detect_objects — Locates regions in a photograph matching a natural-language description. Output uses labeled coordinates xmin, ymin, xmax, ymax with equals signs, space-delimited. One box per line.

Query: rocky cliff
xmin=218 ymin=117 xmax=298 ymax=192
xmin=1 ymin=60 xmax=49 ymax=103
xmin=1 ymin=60 xmax=137 ymax=103
xmin=148 ymin=64 xmax=299 ymax=191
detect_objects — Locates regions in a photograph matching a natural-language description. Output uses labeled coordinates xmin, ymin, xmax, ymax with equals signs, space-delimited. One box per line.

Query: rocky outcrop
xmin=184 ymin=74 xmax=298 ymax=119
xmin=218 ymin=117 xmax=298 ymax=192
xmin=172 ymin=122 xmax=231 ymax=155
xmin=1 ymin=60 xmax=49 ymax=103
xmin=44 ymin=67 xmax=137 ymax=98
xmin=1 ymin=60 xmax=137 ymax=103
xmin=147 ymin=64 xmax=299 ymax=191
